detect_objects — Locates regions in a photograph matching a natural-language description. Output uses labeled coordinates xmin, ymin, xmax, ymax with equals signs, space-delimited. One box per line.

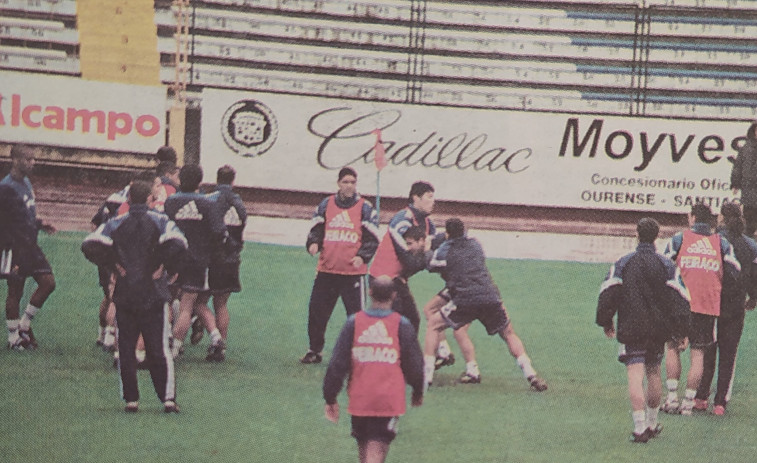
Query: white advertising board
xmin=0 ymin=71 xmax=166 ymax=154
xmin=201 ymin=87 xmax=747 ymax=213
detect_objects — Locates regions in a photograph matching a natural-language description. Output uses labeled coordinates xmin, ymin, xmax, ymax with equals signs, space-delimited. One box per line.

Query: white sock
xmin=632 ymin=410 xmax=646 ymax=434
xmin=516 ymin=354 xmax=537 ymax=379
xmin=7 ymin=319 xmax=19 ymax=343
xmin=103 ymin=326 xmax=116 ymax=346
xmin=424 ymin=355 xmax=436 ymax=386
xmin=666 ymin=379 xmax=678 ymax=400
xmin=684 ymin=388 xmax=696 ymax=401
xmin=209 ymin=329 xmax=222 ymax=345
xmin=646 ymin=406 xmax=659 ymax=429
xmin=172 ymin=339 xmax=183 ymax=358
xmin=466 ymin=361 xmax=480 ymax=377
xmin=97 ymin=326 xmax=105 ymax=341
xmin=436 ymin=340 xmax=451 ymax=358
xmin=136 ymin=349 xmax=146 ymax=363
xmin=20 ymin=304 xmax=40 ymax=330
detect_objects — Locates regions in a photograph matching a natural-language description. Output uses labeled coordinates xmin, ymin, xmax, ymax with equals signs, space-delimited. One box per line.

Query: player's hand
xmin=674 ymin=337 xmax=689 ymax=352
xmin=746 ymin=298 xmax=756 ymax=311
xmin=411 ymin=393 xmax=423 ymax=407
xmin=308 ymin=243 xmax=319 ymax=256
xmin=351 ymin=256 xmax=364 ymax=268
xmin=324 ymin=403 xmax=339 ymax=423
xmin=603 ymin=325 xmax=616 ymax=339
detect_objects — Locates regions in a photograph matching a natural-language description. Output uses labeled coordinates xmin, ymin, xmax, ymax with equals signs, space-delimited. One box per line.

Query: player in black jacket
xmin=695 ymin=203 xmax=757 ymax=415
xmin=596 ymin=218 xmax=691 ymax=442
xmin=164 ymin=164 xmax=227 ymax=360
xmin=82 ymin=180 xmax=187 ymax=413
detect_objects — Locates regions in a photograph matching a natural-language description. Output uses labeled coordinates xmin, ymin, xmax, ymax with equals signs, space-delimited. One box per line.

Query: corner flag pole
xmin=371 ymin=128 xmax=387 ymax=221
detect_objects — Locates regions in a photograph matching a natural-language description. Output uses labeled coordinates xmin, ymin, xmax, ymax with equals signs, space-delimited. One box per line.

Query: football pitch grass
xmin=3 ymin=232 xmax=757 ymax=462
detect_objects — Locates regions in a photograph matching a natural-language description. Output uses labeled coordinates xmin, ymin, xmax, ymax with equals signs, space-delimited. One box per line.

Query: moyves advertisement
xmin=201 ymin=87 xmax=748 ymax=213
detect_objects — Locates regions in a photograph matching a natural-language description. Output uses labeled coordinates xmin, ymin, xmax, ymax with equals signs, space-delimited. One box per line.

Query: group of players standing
xmin=597 ymin=202 xmax=757 ymax=443
xmin=303 ymin=167 xmax=548 ymax=462
xmin=1 ymin=143 xmax=248 ymax=414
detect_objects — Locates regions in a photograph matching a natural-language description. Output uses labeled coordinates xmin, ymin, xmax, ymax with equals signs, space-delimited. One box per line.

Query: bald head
xmin=370 ymin=276 xmax=396 ymax=304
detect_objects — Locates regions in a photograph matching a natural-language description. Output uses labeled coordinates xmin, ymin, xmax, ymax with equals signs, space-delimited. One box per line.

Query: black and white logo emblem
xmin=221 ymin=100 xmax=278 ymax=157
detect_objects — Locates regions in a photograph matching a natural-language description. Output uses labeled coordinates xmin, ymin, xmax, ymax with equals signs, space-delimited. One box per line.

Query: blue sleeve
xmin=323 ymin=316 xmax=355 ymax=404
xmin=664 ymin=233 xmax=683 ymax=260
xmin=428 ymin=241 xmax=450 ymax=273
xmin=398 ymin=318 xmax=424 ymax=399
xmin=306 ymin=197 xmax=329 ymax=251
xmin=81 ymin=221 xmax=117 ymax=268
xmin=357 ymin=200 xmax=380 ymax=262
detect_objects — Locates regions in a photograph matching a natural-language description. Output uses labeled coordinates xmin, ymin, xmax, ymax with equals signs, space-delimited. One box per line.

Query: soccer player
xmin=423 ymin=218 xmax=547 ymax=392
xmin=695 ymin=203 xmax=757 ymax=415
xmin=300 ymin=167 xmax=379 ymax=364
xmin=323 ymin=276 xmax=424 ymax=463
xmin=1 ymin=144 xmax=56 ymax=350
xmin=596 ymin=218 xmax=691 ymax=443
xmin=152 ymin=161 xmax=179 ymax=213
xmin=662 ymin=203 xmax=741 ymax=415
xmin=82 ymin=179 xmax=186 ymax=413
xmin=203 ymin=165 xmax=248 ymax=361
xmin=164 ymin=164 xmax=227 ymax=360
xmin=369 ymin=181 xmax=436 ymax=333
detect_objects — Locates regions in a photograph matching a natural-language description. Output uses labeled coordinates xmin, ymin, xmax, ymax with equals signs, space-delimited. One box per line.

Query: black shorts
xmin=208 ymin=261 xmax=241 ymax=294
xmin=351 ymin=416 xmax=399 ymax=444
xmin=176 ymin=261 xmax=209 ymax=293
xmin=618 ymin=342 xmax=664 ymax=366
xmin=690 ymin=312 xmax=716 ymax=349
xmin=441 ymin=301 xmax=509 ymax=335
xmin=7 ymin=243 xmax=52 ymax=281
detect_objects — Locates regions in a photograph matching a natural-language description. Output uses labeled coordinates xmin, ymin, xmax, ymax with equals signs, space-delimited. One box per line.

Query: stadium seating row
xmin=0 ymin=0 xmax=77 ymax=17
xmin=0 ymin=17 xmax=78 ymax=45
xmin=0 ymin=45 xmax=80 ymax=74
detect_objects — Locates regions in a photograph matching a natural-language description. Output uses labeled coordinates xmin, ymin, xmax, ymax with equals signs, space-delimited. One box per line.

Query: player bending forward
xmin=423 ymin=218 xmax=547 ymax=392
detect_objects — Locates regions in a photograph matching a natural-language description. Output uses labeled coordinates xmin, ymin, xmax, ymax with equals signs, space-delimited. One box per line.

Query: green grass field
xmin=3 ymin=233 xmax=757 ymax=462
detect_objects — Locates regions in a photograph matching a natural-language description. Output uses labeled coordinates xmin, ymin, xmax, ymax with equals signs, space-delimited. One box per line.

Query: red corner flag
xmin=371 ymin=129 xmax=387 ymax=171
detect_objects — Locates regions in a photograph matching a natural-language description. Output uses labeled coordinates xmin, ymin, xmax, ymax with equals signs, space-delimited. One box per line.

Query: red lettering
xmin=21 ymin=104 xmax=41 ymax=128
xmin=136 ymin=115 xmax=160 ymax=137
xmin=107 ymin=111 xmax=132 ymax=140
xmin=42 ymin=106 xmax=64 ymax=130
xmin=67 ymin=108 xmax=106 ymax=133
xmin=12 ymin=94 xmax=20 ymax=126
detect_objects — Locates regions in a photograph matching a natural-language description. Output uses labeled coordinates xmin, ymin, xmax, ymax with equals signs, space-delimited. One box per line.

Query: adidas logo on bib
xmin=328 ymin=211 xmax=354 ymax=230
xmin=686 ymin=238 xmax=716 ymax=256
xmin=175 ymin=201 xmax=203 ymax=220
xmin=357 ymin=321 xmax=392 ymax=345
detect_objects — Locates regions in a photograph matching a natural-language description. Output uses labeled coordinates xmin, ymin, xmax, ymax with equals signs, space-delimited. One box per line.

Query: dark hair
xmin=691 ymin=202 xmax=715 ymax=224
xmin=133 ymin=169 xmax=157 ymax=184
xmin=403 ymin=225 xmax=426 ymax=242
xmin=179 ymin=164 xmax=203 ymax=192
xmin=129 ymin=180 xmax=153 ymax=204
xmin=445 ymin=218 xmax=465 ymax=239
xmin=10 ymin=144 xmax=33 ymax=160
xmin=338 ymin=167 xmax=357 ymax=181
xmin=636 ymin=218 xmax=659 ymax=243
xmin=217 ymin=165 xmax=236 ymax=185
xmin=370 ymin=276 xmax=396 ymax=303
xmin=156 ymin=146 xmax=178 ymax=164
xmin=408 ymin=181 xmax=434 ymax=202
xmin=156 ymin=161 xmax=178 ymax=177
xmin=747 ymin=122 xmax=757 ymax=141
xmin=721 ymin=202 xmax=745 ymax=235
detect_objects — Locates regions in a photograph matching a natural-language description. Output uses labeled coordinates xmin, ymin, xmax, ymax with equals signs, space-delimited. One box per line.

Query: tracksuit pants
xmin=696 ymin=312 xmax=745 ymax=407
xmin=116 ymin=300 xmax=176 ymax=403
xmin=307 ymin=272 xmax=365 ymax=353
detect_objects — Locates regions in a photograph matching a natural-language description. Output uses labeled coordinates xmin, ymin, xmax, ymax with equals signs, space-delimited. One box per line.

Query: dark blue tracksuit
xmin=82 ymin=203 xmax=188 ymax=404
